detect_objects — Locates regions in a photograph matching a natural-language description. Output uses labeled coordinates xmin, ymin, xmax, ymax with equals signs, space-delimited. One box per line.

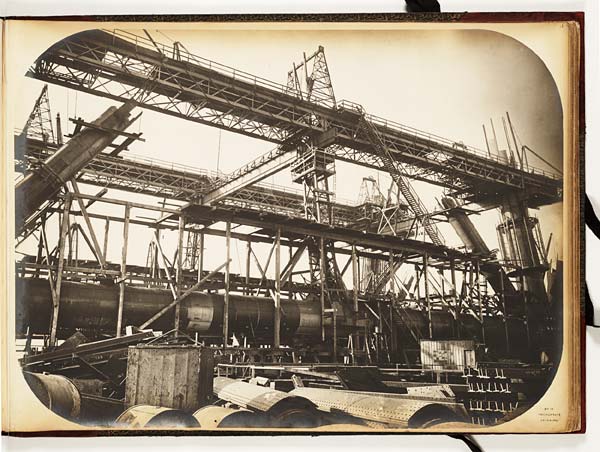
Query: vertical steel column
xmin=50 ymin=194 xmax=72 ymax=346
xmin=319 ymin=236 xmax=326 ymax=342
xmin=175 ymin=215 xmax=186 ymax=336
xmin=116 ymin=204 xmax=130 ymax=337
xmin=274 ymin=227 xmax=282 ymax=348
xmin=423 ymin=253 xmax=432 ymax=339
xmin=223 ymin=222 xmax=231 ymax=347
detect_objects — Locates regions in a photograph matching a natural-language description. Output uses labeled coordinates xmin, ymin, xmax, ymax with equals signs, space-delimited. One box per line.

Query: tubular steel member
xmin=16 ymin=278 xmax=322 ymax=342
xmin=213 ymin=377 xmax=321 ymax=428
xmin=289 ymin=387 xmax=469 ymax=429
xmin=23 ymin=371 xmax=82 ymax=421
xmin=193 ymin=406 xmax=268 ymax=429
xmin=441 ymin=197 xmax=518 ymax=301
xmin=16 ymin=278 xmax=528 ymax=351
xmin=497 ymin=193 xmax=549 ymax=304
xmin=15 ymin=102 xmax=137 ymax=231
xmin=115 ymin=405 xmax=200 ymax=428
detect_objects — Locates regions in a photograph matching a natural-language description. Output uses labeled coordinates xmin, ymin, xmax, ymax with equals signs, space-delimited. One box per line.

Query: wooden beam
xmin=175 ymin=215 xmax=186 ymax=335
xmin=319 ymin=236 xmax=326 ymax=342
xmin=116 ymin=204 xmax=130 ymax=337
xmin=245 ymin=241 xmax=251 ymax=296
xmin=40 ymin=221 xmax=58 ymax=305
xmin=251 ymin=241 xmax=276 ymax=296
xmin=424 ymin=253 xmax=432 ymax=339
xmin=49 ymin=207 xmax=472 ymax=267
xmin=103 ymin=217 xmax=110 ymax=262
xmin=197 ymin=232 xmax=204 ymax=283
xmin=476 ymin=260 xmax=486 ymax=344
xmin=274 ymin=227 xmax=281 ymax=348
xmin=223 ymin=222 xmax=231 ymax=347
xmin=50 ymin=195 xmax=72 ymax=346
xmin=352 ymin=244 xmax=359 ymax=348
xmin=69 ymin=180 xmax=106 ymax=269
xmin=389 ymin=251 xmax=395 ymax=294
xmin=153 ymin=230 xmax=177 ymax=299
xmin=280 ymin=242 xmax=307 ymax=282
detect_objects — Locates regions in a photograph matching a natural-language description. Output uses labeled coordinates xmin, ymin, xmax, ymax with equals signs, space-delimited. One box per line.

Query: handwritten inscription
xmin=538 ymin=407 xmax=561 ymax=423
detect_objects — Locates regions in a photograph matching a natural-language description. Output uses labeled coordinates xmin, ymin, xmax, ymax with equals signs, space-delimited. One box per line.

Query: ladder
xmin=359 ymin=117 xmax=444 ymax=246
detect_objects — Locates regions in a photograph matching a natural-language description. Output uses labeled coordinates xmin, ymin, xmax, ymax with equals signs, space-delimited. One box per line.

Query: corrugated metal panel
xmin=420 ymin=340 xmax=475 ymax=371
xmin=290 ymin=387 xmax=469 ymax=428
xmin=125 ymin=345 xmax=214 ymax=411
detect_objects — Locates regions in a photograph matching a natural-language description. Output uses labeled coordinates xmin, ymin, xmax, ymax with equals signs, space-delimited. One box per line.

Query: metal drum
xmin=115 ymin=405 xmax=200 ymax=428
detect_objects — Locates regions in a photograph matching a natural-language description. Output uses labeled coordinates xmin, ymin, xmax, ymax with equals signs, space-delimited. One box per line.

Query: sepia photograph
xmin=2 ymin=18 xmax=582 ymax=434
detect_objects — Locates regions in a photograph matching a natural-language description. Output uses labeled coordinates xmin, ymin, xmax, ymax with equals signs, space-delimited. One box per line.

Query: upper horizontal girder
xmin=28 ymin=29 xmax=562 ymax=207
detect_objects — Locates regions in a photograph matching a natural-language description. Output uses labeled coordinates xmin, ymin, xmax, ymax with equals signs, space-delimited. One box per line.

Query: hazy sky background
xmin=13 ymin=27 xmax=565 ymax=277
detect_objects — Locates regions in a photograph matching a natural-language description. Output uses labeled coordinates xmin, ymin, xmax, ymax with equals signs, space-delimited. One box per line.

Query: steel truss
xmin=29 ymin=29 xmax=562 ymax=208
xmin=19 ymin=137 xmax=364 ymax=226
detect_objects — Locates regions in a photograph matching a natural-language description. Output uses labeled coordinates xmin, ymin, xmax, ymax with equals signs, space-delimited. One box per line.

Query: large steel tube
xmin=16 ymin=278 xmax=322 ymax=340
xmin=441 ymin=197 xmax=517 ymax=300
xmin=213 ymin=377 xmax=320 ymax=428
xmin=290 ymin=387 xmax=469 ymax=428
xmin=15 ymin=102 xmax=136 ymax=230
xmin=23 ymin=371 xmax=81 ymax=421
xmin=193 ymin=406 xmax=267 ymax=428
xmin=396 ymin=307 xmax=529 ymax=354
xmin=16 ymin=278 xmax=525 ymax=348
xmin=499 ymin=193 xmax=548 ymax=304
xmin=115 ymin=405 xmax=200 ymax=428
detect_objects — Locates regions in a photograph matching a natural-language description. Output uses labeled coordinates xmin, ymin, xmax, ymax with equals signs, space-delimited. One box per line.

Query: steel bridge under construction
xmin=14 ymin=28 xmax=564 ymax=428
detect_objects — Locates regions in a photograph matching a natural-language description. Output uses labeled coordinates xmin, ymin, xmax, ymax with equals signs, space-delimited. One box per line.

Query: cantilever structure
xmin=28 ymin=29 xmax=561 ymax=208
xmin=15 ymin=30 xmax=565 ymax=429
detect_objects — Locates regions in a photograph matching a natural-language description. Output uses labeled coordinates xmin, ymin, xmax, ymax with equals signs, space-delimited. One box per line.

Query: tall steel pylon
xmin=286 ymin=46 xmax=337 ymax=109
xmin=288 ymin=48 xmax=346 ymax=349
xmin=22 ymin=84 xmax=55 ymax=144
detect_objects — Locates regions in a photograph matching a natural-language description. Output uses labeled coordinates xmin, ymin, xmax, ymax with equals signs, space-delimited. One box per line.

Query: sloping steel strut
xmin=15 ymin=102 xmax=137 ymax=232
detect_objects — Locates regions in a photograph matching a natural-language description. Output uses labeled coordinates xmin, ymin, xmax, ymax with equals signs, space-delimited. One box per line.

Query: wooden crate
xmin=125 ymin=345 xmax=214 ymax=411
